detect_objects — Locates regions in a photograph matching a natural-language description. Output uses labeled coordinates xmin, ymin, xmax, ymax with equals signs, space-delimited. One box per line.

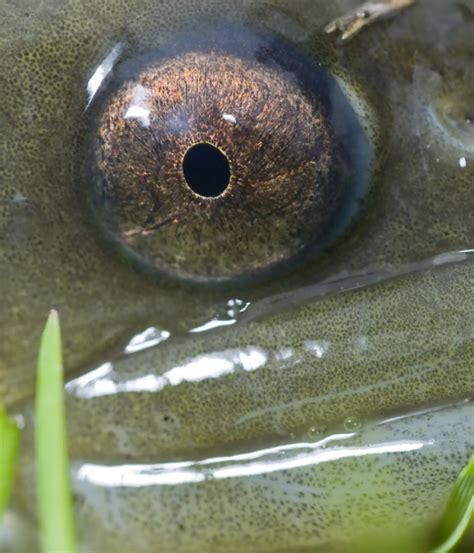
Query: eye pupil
xmin=182 ymin=142 xmax=230 ymax=198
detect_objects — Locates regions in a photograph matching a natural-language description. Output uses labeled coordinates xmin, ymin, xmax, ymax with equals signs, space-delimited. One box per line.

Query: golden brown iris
xmin=92 ymin=34 xmax=370 ymax=284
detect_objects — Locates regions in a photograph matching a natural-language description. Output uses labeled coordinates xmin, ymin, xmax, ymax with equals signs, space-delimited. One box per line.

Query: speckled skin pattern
xmin=0 ymin=0 xmax=473 ymax=552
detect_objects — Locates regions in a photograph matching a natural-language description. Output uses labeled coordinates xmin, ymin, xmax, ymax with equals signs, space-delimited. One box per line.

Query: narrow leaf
xmin=0 ymin=408 xmax=20 ymax=520
xmin=35 ymin=310 xmax=76 ymax=553
xmin=432 ymin=455 xmax=474 ymax=553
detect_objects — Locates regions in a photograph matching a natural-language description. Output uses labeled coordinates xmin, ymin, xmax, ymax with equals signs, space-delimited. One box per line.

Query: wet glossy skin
xmin=0 ymin=0 xmax=473 ymax=551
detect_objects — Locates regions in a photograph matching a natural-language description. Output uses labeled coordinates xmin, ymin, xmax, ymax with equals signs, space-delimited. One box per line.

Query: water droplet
xmin=124 ymin=326 xmax=170 ymax=354
xmin=226 ymin=298 xmax=250 ymax=318
xmin=344 ymin=416 xmax=361 ymax=431
xmin=307 ymin=426 xmax=321 ymax=440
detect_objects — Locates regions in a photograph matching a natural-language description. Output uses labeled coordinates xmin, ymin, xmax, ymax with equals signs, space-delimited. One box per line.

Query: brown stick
xmin=325 ymin=0 xmax=416 ymax=41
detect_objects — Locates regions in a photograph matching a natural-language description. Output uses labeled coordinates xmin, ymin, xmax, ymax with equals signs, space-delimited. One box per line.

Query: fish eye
xmin=87 ymin=28 xmax=373 ymax=285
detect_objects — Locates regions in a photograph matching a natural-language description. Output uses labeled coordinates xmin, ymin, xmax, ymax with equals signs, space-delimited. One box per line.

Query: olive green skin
xmin=0 ymin=0 xmax=473 ymax=551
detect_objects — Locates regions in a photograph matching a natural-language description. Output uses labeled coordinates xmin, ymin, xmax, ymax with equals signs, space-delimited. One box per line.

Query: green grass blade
xmin=35 ymin=310 xmax=77 ymax=553
xmin=0 ymin=408 xmax=20 ymax=521
xmin=432 ymin=455 xmax=474 ymax=553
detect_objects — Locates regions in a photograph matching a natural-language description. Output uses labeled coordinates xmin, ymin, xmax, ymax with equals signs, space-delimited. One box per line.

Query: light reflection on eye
xmin=124 ymin=84 xmax=152 ymax=127
xmin=86 ymin=43 xmax=123 ymax=107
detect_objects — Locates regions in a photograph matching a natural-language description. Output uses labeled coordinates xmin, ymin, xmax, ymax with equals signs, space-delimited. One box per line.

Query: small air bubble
xmin=307 ymin=426 xmax=322 ymax=440
xmin=225 ymin=298 xmax=250 ymax=318
xmin=344 ymin=416 xmax=361 ymax=431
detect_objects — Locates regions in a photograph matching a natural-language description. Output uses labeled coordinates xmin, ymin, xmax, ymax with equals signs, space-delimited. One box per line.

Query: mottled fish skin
xmin=1 ymin=0 xmax=473 ymax=405
xmin=62 ymin=258 xmax=474 ymax=461
xmin=13 ymin=401 xmax=474 ymax=552
xmin=67 ymin=403 xmax=474 ymax=553
xmin=1 ymin=0 xmax=473 ymax=551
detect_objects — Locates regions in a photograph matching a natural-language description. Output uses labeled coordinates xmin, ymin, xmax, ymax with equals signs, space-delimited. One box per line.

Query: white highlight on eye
xmin=223 ymin=113 xmax=237 ymax=124
xmin=66 ymin=347 xmax=268 ymax=398
xmin=125 ymin=106 xmax=151 ymax=126
xmin=124 ymin=85 xmax=152 ymax=128
xmin=86 ymin=43 xmax=123 ymax=107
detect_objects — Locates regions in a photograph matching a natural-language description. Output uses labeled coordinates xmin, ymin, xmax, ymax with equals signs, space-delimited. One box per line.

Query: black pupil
xmin=182 ymin=143 xmax=230 ymax=197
